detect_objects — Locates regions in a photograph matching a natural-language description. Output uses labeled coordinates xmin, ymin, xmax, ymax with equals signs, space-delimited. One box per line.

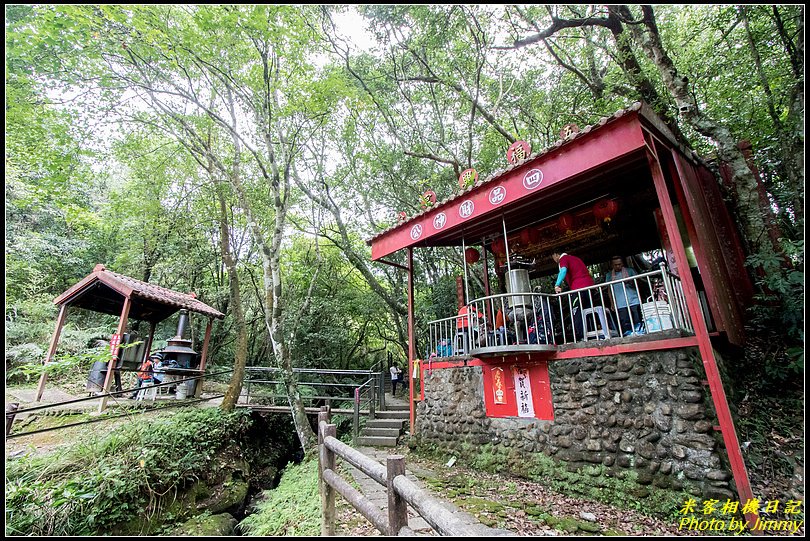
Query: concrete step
xmin=375 ymin=410 xmax=410 ymax=420
xmin=384 ymin=402 xmax=411 ymax=411
xmin=357 ymin=435 xmax=399 ymax=447
xmin=361 ymin=427 xmax=402 ymax=437
xmin=366 ymin=419 xmax=406 ymax=429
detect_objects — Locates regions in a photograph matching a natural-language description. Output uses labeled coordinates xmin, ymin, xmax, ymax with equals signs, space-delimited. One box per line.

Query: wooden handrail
xmin=317 ymin=406 xmax=498 ymax=536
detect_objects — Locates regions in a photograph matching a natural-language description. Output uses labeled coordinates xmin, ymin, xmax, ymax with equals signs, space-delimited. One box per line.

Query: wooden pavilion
xmin=367 ymin=102 xmax=756 ymax=521
xmin=35 ymin=264 xmax=225 ymax=412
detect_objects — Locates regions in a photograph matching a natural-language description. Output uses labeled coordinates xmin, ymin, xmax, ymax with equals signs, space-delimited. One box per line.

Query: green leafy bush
xmin=5 ymin=408 xmax=253 ymax=536
xmin=238 ymin=457 xmax=320 ymax=536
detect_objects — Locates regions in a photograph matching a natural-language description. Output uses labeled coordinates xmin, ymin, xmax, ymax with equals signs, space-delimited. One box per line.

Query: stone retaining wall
xmin=416 ymin=348 xmax=733 ymax=499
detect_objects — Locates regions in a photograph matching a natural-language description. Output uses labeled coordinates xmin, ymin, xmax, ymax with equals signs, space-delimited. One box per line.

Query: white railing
xmin=426 ymin=264 xmax=692 ymax=357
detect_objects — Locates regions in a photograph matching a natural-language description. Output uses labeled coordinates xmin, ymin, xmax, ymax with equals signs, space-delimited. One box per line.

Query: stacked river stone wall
xmin=416 ymin=348 xmax=734 ymax=499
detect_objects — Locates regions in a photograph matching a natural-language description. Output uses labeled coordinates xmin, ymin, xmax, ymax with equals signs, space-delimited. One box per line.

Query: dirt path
xmin=334 ymin=443 xmax=696 ymax=536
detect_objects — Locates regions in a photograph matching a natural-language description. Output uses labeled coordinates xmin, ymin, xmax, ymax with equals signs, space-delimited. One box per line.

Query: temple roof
xmin=53 ymin=264 xmax=225 ymax=322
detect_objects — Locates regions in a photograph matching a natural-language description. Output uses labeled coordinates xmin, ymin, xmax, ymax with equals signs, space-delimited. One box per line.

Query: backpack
xmin=137 ymin=359 xmax=154 ymax=381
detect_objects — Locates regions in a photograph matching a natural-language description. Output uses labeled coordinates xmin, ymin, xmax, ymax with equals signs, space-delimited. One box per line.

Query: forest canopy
xmin=5 ymin=4 xmax=804 ymax=414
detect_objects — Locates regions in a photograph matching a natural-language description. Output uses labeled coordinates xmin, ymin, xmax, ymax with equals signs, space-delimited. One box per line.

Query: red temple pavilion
xmin=367 ymin=102 xmax=756 ymax=518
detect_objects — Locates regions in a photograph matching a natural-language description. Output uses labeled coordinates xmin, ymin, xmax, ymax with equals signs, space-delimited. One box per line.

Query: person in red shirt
xmin=455 ymin=304 xmax=479 ymax=354
xmin=130 ymin=354 xmax=158 ymax=398
xmin=552 ymin=251 xmax=597 ymax=341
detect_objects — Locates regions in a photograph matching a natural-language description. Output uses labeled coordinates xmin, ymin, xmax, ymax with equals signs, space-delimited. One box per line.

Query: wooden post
xmin=35 ymin=304 xmax=69 ymax=402
xmin=407 ymin=247 xmax=416 ymax=435
xmin=143 ymin=321 xmax=156 ymax=363
xmin=318 ymin=405 xmax=331 ymax=504
xmin=6 ymin=403 xmax=19 ymax=437
xmin=99 ymin=297 xmax=131 ymax=413
xmin=320 ymin=422 xmax=337 ymax=536
xmin=195 ymin=318 xmax=213 ymax=398
xmin=387 ymin=455 xmax=408 ymax=536
xmin=647 ymin=144 xmax=757 ymax=529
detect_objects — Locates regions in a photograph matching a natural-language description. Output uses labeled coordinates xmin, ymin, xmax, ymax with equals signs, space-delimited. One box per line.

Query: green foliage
xmin=5 ymin=295 xmax=122 ymax=385
xmin=237 ymin=458 xmax=320 ymax=536
xmin=744 ymin=239 xmax=804 ymax=385
xmin=5 ymin=408 xmax=253 ymax=536
xmin=4 ymin=4 xmax=803 ymax=414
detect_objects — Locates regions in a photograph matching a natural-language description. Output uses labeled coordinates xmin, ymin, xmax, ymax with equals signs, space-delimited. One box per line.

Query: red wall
xmin=480 ymin=360 xmax=554 ymax=420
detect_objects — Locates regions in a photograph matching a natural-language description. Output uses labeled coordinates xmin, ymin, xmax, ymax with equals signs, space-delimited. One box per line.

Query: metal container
xmin=506 ymin=269 xmax=532 ymax=308
xmin=163 ymin=310 xmax=198 ymax=368
xmin=86 ymin=361 xmax=108 ymax=393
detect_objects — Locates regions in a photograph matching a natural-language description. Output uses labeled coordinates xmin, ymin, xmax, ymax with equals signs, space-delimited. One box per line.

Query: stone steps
xmin=365 ymin=418 xmax=406 ymax=429
xmin=362 ymin=427 xmax=402 ymax=438
xmin=375 ymin=410 xmax=410 ymax=420
xmin=356 ymin=435 xmax=399 ymax=447
xmin=359 ymin=408 xmax=408 ymax=447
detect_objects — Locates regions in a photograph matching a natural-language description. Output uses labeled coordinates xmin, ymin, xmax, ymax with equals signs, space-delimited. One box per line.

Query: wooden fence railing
xmin=317 ymin=406 xmax=488 ymax=536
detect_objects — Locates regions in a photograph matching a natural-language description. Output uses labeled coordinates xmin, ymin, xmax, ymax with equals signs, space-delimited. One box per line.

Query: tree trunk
xmin=217 ymin=175 xmax=248 ymax=412
xmin=222 ymin=84 xmax=317 ymax=451
xmin=620 ymin=5 xmax=779 ymax=258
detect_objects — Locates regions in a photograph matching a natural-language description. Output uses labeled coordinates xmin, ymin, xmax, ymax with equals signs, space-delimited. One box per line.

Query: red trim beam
xmin=370 ymin=115 xmax=646 ymax=260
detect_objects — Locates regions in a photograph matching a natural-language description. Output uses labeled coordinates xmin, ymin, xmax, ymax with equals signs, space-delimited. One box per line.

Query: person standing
xmin=390 ymin=364 xmax=402 ymax=397
xmin=604 ymin=255 xmax=643 ymax=335
xmin=130 ymin=353 xmax=158 ymax=399
xmin=552 ymin=250 xmax=596 ymax=341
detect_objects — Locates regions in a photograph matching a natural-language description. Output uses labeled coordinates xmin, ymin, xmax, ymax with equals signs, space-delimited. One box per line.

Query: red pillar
xmin=35 ymin=304 xmax=69 ymax=402
xmin=407 ymin=248 xmax=416 ymax=435
xmin=99 ymin=297 xmax=131 ymax=413
xmin=646 ymin=145 xmax=758 ymax=528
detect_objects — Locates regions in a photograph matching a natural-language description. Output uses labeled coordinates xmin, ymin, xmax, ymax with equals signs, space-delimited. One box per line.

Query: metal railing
xmin=243 ymin=367 xmax=384 ymax=442
xmin=426 ymin=264 xmax=692 ymax=357
xmin=6 ymin=368 xmax=231 ymax=438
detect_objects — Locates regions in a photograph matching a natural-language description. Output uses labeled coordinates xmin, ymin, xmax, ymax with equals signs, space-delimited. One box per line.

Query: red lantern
xmin=593 ymin=199 xmax=619 ymax=224
xmin=420 ymin=190 xmax=437 ymax=209
xmin=491 ymin=238 xmax=506 ymax=256
xmin=520 ymin=228 xmax=540 ymax=246
xmin=464 ymin=247 xmax=480 ymax=264
xmin=557 ymin=213 xmax=575 ymax=235
xmin=459 ymin=168 xmax=478 ymax=190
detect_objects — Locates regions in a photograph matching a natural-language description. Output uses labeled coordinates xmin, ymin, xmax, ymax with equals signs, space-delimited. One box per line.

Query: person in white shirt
xmin=390 ymin=364 xmax=402 ymax=397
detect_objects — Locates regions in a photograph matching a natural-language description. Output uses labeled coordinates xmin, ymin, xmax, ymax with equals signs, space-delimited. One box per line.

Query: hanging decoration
xmin=557 ymin=212 xmax=575 ymax=235
xmin=491 ymin=238 xmax=506 ymax=256
xmin=520 ymin=227 xmax=540 ymax=246
xmin=560 ymin=123 xmax=580 ymax=139
xmin=397 ymin=211 xmax=408 ymax=223
xmin=492 ymin=367 xmax=506 ymax=405
xmin=593 ymin=199 xmax=619 ymax=225
xmin=458 ymin=168 xmax=478 ymax=190
xmin=464 ymin=247 xmax=481 ymax=264
xmin=506 ymin=140 xmax=532 ymax=165
xmin=419 ymin=190 xmax=437 ymax=209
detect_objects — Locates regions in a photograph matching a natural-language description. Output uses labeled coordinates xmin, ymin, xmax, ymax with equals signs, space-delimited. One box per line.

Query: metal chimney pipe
xmin=176 ymin=309 xmax=190 ymax=339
